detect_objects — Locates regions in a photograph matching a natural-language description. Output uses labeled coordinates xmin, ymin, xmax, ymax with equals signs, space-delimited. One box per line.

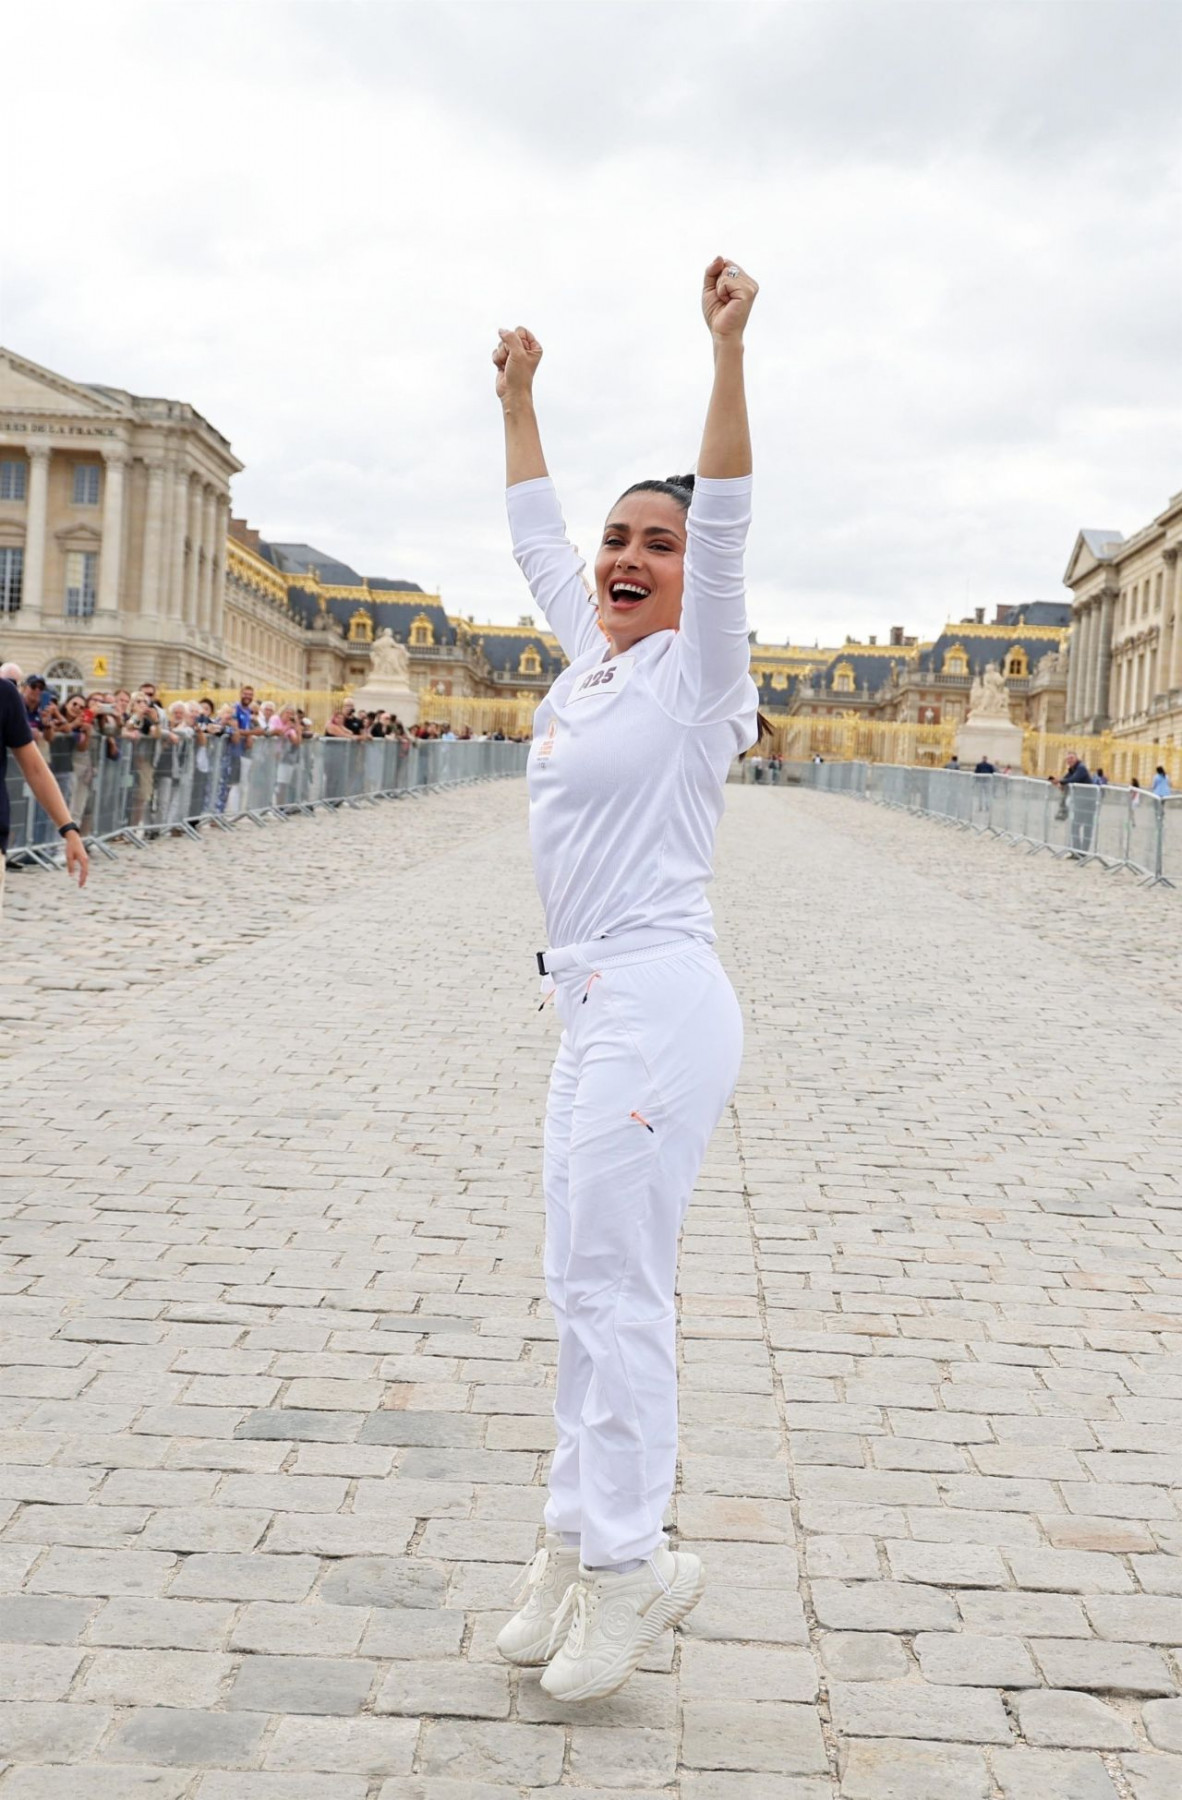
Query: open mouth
xmin=609 ymin=581 xmax=651 ymax=610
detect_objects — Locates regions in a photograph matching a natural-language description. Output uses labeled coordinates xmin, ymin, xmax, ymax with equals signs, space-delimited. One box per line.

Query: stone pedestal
xmin=956 ymin=716 xmax=1023 ymax=768
xmin=349 ymin=680 xmax=419 ymax=727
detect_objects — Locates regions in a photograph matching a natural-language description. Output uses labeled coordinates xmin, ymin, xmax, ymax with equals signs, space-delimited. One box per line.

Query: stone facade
xmin=1064 ymin=490 xmax=1182 ymax=744
xmin=0 ymin=347 xmax=238 ymax=693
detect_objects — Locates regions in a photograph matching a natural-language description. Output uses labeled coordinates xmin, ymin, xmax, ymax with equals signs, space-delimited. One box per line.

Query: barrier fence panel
xmin=776 ymin=760 xmax=1174 ymax=885
xmin=5 ymin=736 xmax=530 ymax=868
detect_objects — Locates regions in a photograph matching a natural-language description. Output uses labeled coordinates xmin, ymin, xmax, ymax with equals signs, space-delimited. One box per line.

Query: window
xmin=0 ymin=459 xmax=27 ymax=501
xmin=409 ymin=612 xmax=434 ymax=647
xmin=832 ymin=661 xmax=855 ymax=693
xmin=65 ymin=551 xmax=97 ymax=617
xmin=72 ymin=464 xmax=101 ymax=506
xmin=1005 ymin=645 xmax=1029 ymax=678
xmin=518 ymin=644 xmax=542 ymax=675
xmin=348 ymin=609 xmax=374 ymax=643
xmin=943 ymin=643 xmax=969 ymax=676
xmin=0 ymin=546 xmax=22 ymax=612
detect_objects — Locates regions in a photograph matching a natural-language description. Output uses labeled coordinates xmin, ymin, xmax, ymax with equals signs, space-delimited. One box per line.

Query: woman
xmin=492 ymin=257 xmax=759 ymax=1703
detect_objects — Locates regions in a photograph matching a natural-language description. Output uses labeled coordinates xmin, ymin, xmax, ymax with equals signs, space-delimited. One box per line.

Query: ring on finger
xmin=724 ymin=264 xmax=740 ymax=278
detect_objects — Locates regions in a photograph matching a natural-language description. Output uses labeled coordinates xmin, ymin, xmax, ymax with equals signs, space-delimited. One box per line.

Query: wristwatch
xmin=58 ymin=822 xmax=81 ymax=838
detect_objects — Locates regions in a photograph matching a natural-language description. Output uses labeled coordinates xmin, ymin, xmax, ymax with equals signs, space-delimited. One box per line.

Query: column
xmin=1094 ymin=589 xmax=1116 ymax=729
xmin=1072 ymin=604 xmax=1092 ymax=727
xmin=97 ymin=446 xmax=127 ymax=614
xmin=184 ymin=475 xmax=201 ymax=625
xmin=140 ymin=461 xmax=166 ymax=613
xmin=1084 ymin=601 xmax=1102 ymax=727
xmin=22 ymin=441 xmax=51 ymax=619
xmin=1165 ymin=549 xmax=1181 ymax=692
xmin=198 ymin=487 xmax=216 ymax=633
xmin=209 ymin=495 xmax=229 ymax=641
xmin=169 ymin=464 xmax=189 ymax=620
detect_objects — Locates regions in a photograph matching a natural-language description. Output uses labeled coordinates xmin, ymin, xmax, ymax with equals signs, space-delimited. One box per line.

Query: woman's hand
xmin=493 ymin=326 xmax=543 ymax=404
xmin=701 ymin=256 xmax=758 ymax=343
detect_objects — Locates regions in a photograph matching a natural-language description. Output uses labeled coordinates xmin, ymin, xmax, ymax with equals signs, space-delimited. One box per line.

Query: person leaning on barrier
xmin=1056 ymin=750 xmax=1096 ymax=856
xmin=0 ymin=675 xmax=89 ymax=908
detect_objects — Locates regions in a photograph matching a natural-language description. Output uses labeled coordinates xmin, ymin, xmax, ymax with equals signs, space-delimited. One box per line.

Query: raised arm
xmin=674 ymin=258 xmax=759 ymax=721
xmin=494 ymin=327 xmax=602 ymax=663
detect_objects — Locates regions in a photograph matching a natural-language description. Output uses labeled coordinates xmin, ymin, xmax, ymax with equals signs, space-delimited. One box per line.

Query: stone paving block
xmin=1120 ymin=1754 xmax=1182 ymax=1800
xmin=0 ymin=1595 xmax=95 ymax=1643
xmin=263 ymin=1516 xmax=416 ymax=1557
xmin=956 ymin=1591 xmax=1090 ymax=1637
xmin=416 ymin=1720 xmax=565 ymax=1785
xmin=914 ymin=1632 xmax=1039 ymax=1687
xmin=229 ymin=1602 xmax=368 ymax=1656
xmin=237 ymin=1409 xmax=365 ymax=1442
xmin=140 ymin=1507 xmax=274 ymax=1553
xmin=820 ymin=1632 xmax=910 ymax=1681
xmin=812 ymin=1579 xmax=957 ymax=1633
xmin=0 ymin=1703 xmax=113 ymax=1762
xmin=26 ymin=1547 xmax=176 ymax=1596
xmin=227 ymin=1654 xmax=377 ymax=1715
xmin=318 ymin=1557 xmax=447 ymax=1609
xmin=1142 ymin=1696 xmax=1182 ymax=1750
xmin=197 ymin=1778 xmax=369 ymax=1800
xmin=360 ymin=1609 xmax=466 ymax=1659
xmin=0 ymin=1644 xmax=84 ymax=1700
xmin=0 ymin=1771 xmax=194 ymax=1799
xmin=100 ymin=1706 xmax=267 ymax=1767
xmin=1030 ymin=1636 xmax=1177 ymax=1695
xmin=265 ymin=1716 xmax=418 ymax=1774
xmin=1015 ymin=1688 xmax=1137 ymax=1749
xmin=829 ymin=1679 xmax=1011 ymax=1744
xmin=679 ymin=1641 xmax=820 ymax=1701
xmin=680 ymin=1699 xmax=829 ymax=1773
xmin=87 ymin=1596 xmax=236 ymax=1651
xmin=78 ymin=1647 xmax=233 ymax=1708
xmin=169 ymin=1552 xmax=321 ymax=1601
xmin=567 ymin=1725 xmax=678 ymax=1787
xmin=838 ymin=1737 xmax=991 ymax=1799
xmin=374 ymin=1661 xmax=510 ymax=1719
xmin=1086 ymin=1595 xmax=1182 ymax=1642
xmin=990 ymin=1747 xmax=1121 ymax=1799
xmin=680 ymin=1777 xmax=832 ymax=1800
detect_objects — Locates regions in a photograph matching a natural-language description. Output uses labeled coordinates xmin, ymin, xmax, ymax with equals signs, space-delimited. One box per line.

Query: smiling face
xmin=594 ymin=491 xmax=687 ymax=655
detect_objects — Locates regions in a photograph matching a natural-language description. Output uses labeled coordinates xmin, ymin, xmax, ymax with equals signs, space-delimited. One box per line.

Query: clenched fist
xmin=493 ymin=326 xmax=543 ymax=405
xmin=701 ymin=257 xmax=758 ymax=343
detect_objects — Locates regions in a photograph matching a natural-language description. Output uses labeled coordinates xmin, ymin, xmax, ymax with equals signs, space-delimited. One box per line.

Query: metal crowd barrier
xmin=4 ymin=735 xmax=530 ymax=870
xmin=778 ymin=761 xmax=1178 ymax=888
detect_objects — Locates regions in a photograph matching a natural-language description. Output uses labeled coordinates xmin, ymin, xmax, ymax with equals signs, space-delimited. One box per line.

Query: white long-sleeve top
xmin=509 ymin=474 xmax=758 ymax=949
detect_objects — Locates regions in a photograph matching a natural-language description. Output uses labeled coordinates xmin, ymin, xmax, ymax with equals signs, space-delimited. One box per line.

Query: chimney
xmin=975 ymin=607 xmax=985 ymax=624
xmin=868 ymin=635 xmax=877 ymax=646
xmin=889 ymin=625 xmax=904 ymax=646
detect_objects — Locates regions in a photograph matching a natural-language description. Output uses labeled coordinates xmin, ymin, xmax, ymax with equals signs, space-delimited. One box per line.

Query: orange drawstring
xmin=537 ymin=988 xmax=555 ymax=1012
xmin=581 ymin=972 xmax=602 ymax=1005
xmin=630 ymin=1110 xmax=654 ymax=1133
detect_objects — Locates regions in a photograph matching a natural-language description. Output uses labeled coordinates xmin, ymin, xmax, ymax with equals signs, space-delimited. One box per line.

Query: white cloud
xmin=4 ymin=0 xmax=1179 ymax=645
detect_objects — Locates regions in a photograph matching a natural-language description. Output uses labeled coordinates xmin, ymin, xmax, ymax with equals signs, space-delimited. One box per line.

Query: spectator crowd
xmin=0 ymin=662 xmax=531 ymax=846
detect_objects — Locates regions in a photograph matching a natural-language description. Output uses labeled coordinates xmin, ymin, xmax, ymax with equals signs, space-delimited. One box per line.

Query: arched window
xmin=348 ymin=610 xmax=374 ymax=643
xmin=410 ymin=612 xmax=435 ymax=647
xmin=518 ymin=643 xmax=542 ymax=676
xmin=832 ymin=661 xmax=855 ymax=693
xmin=1005 ymin=645 xmax=1028 ymax=678
xmin=943 ymin=644 xmax=969 ymax=676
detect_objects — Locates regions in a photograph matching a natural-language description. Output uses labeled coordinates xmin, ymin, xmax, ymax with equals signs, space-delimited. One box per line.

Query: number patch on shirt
xmin=565 ymin=655 xmax=636 ymax=705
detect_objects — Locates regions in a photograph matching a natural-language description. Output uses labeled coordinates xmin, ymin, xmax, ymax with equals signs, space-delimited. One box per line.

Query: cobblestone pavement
xmin=2 ymin=781 xmax=1180 ymax=1800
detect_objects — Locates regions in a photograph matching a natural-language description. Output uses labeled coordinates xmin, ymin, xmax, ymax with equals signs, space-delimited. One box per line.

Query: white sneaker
xmin=539 ymin=1545 xmax=705 ymax=1702
xmin=495 ymin=1534 xmax=581 ymax=1667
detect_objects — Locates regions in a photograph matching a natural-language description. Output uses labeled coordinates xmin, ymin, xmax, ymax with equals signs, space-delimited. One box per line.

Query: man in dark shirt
xmin=1057 ymin=751 xmax=1096 ymax=855
xmin=0 ymin=676 xmax=88 ymax=909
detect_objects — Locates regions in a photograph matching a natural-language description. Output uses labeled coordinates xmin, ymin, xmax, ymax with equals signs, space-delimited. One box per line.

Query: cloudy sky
xmin=5 ymin=0 xmax=1179 ymax=645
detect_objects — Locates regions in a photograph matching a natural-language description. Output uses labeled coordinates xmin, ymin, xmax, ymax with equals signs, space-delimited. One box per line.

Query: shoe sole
xmin=496 ymin=1631 xmax=556 ymax=1668
xmin=541 ymin=1558 xmax=706 ymax=1702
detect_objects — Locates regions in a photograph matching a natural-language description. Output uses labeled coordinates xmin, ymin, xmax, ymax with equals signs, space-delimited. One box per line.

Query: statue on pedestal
xmin=968 ymin=665 xmax=1011 ymax=719
xmin=371 ymin=629 xmax=410 ymax=686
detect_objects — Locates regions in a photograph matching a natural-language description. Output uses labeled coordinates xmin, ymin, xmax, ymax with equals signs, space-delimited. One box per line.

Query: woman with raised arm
xmin=492 ymin=259 xmax=760 ymax=1702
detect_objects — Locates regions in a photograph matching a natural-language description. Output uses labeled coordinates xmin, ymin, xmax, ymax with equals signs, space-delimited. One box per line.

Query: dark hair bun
xmin=666 ymin=473 xmax=696 ymax=494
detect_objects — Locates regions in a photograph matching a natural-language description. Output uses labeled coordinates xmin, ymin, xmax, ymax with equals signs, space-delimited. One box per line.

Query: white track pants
xmin=541 ymin=937 xmax=744 ymax=1567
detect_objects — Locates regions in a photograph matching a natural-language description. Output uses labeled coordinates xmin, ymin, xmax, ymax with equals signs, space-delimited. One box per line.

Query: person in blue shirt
xmin=1152 ymin=766 xmax=1172 ymax=797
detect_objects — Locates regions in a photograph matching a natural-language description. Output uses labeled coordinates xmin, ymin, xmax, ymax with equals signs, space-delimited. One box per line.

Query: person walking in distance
xmin=491 ymin=257 xmax=760 ymax=1702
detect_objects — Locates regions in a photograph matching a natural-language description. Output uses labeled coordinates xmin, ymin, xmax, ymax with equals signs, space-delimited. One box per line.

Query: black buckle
xmin=536 ymin=950 xmax=547 ymax=976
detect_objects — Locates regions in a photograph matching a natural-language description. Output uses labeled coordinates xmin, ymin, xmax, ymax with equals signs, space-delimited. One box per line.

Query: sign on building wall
xmin=92 ymin=655 xmax=110 ymax=678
